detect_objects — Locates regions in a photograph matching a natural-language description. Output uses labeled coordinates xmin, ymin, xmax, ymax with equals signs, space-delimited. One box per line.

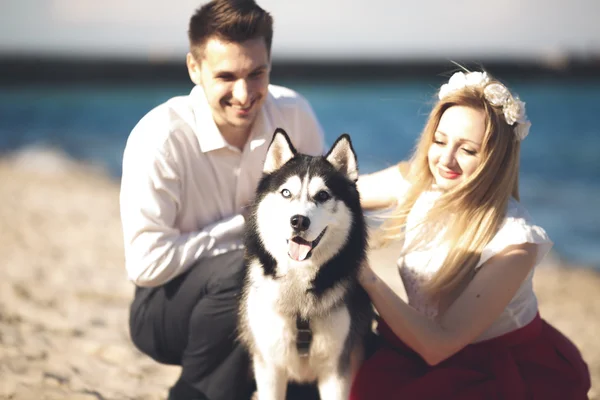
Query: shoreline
xmin=1 ymin=56 xmax=600 ymax=86
xmin=0 ymin=151 xmax=598 ymax=399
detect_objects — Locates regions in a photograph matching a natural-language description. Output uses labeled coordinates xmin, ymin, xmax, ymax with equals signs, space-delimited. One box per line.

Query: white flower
xmin=438 ymin=83 xmax=452 ymax=100
xmin=514 ymin=120 xmax=531 ymax=141
xmin=438 ymin=71 xmax=489 ymax=100
xmin=503 ymin=98 xmax=525 ymax=125
xmin=447 ymin=71 xmax=468 ymax=88
xmin=483 ymin=83 xmax=511 ymax=107
xmin=465 ymin=71 xmax=489 ymax=87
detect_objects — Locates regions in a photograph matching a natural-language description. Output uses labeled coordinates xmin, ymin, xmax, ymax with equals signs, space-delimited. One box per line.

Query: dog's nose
xmin=290 ymin=215 xmax=310 ymax=231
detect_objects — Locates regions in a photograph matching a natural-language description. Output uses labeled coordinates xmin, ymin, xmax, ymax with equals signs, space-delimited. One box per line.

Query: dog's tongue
xmin=288 ymin=238 xmax=312 ymax=261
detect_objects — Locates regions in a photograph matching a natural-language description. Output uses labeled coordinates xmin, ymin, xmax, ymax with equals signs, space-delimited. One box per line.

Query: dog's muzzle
xmin=287 ymin=227 xmax=327 ymax=261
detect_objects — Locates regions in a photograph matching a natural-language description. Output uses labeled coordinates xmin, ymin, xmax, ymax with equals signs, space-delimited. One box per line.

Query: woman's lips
xmin=439 ymin=168 xmax=461 ymax=179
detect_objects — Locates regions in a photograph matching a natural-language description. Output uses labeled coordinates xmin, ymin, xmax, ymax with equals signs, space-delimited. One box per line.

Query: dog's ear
xmin=263 ymin=128 xmax=297 ymax=174
xmin=326 ymin=134 xmax=358 ymax=182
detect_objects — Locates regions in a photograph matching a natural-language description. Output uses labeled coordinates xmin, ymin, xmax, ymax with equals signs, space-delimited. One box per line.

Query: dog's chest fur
xmin=242 ymin=259 xmax=351 ymax=382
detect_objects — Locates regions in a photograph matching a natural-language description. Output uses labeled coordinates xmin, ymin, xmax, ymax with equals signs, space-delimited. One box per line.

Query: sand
xmin=0 ymin=149 xmax=597 ymax=399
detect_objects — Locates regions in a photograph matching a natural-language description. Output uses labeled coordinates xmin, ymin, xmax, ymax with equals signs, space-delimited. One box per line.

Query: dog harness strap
xmin=296 ymin=315 xmax=312 ymax=357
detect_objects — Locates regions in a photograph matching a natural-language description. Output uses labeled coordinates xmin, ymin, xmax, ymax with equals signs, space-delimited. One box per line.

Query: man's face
xmin=187 ymin=37 xmax=270 ymax=135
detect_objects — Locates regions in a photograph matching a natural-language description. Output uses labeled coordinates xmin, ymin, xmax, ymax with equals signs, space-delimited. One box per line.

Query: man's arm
xmin=120 ymin=132 xmax=245 ymax=288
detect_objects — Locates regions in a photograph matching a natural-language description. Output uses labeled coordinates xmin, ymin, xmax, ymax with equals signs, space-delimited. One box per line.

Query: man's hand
xmin=241 ymin=203 xmax=253 ymax=222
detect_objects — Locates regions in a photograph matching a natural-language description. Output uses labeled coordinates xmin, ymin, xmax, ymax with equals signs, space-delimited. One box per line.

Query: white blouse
xmin=397 ymin=188 xmax=553 ymax=341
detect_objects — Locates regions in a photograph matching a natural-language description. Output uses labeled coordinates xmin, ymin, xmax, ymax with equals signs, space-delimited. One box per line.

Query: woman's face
xmin=428 ymin=106 xmax=486 ymax=191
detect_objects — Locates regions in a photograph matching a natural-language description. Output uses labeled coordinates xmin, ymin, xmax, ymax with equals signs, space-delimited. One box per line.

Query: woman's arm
xmin=357 ymin=161 xmax=410 ymax=211
xmin=360 ymin=242 xmax=538 ymax=365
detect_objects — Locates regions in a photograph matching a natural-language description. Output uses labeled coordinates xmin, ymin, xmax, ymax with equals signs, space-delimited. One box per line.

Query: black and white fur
xmin=238 ymin=129 xmax=373 ymax=400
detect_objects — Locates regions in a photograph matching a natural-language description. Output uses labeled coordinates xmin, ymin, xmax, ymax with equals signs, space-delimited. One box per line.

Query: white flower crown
xmin=438 ymin=71 xmax=531 ymax=141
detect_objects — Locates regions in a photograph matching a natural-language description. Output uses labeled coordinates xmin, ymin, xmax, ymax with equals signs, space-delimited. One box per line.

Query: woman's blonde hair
xmin=378 ymin=75 xmax=522 ymax=299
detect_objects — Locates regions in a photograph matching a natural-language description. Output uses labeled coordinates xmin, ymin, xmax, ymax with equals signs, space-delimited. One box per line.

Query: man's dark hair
xmin=188 ymin=0 xmax=274 ymax=59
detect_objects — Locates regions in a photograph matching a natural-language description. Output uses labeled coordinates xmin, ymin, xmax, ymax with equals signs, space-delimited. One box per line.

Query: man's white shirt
xmin=120 ymin=84 xmax=325 ymax=287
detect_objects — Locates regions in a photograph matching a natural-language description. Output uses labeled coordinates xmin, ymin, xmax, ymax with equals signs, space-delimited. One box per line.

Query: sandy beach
xmin=0 ymin=149 xmax=598 ymax=400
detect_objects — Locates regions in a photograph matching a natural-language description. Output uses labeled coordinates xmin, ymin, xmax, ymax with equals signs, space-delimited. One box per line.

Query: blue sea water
xmin=0 ymin=78 xmax=599 ymax=268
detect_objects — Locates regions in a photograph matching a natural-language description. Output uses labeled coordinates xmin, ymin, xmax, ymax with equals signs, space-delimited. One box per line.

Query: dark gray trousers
xmin=129 ymin=250 xmax=252 ymax=400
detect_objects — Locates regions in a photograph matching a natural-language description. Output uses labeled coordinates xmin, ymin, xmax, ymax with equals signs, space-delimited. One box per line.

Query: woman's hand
xmin=358 ymin=261 xmax=379 ymax=288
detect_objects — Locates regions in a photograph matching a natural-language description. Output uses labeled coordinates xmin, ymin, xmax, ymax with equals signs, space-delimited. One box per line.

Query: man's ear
xmin=186 ymin=52 xmax=202 ymax=85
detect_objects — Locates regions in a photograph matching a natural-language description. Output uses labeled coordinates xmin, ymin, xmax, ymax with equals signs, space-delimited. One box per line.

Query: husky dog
xmin=238 ymin=128 xmax=373 ymax=400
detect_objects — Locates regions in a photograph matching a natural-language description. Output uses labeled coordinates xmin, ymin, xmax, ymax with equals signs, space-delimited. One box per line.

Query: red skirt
xmin=350 ymin=314 xmax=590 ymax=400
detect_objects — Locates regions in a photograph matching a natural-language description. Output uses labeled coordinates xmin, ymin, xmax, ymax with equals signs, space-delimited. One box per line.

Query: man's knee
xmin=185 ymin=284 xmax=243 ymax=368
xmin=129 ymin=305 xmax=155 ymax=359
xmin=128 ymin=292 xmax=180 ymax=365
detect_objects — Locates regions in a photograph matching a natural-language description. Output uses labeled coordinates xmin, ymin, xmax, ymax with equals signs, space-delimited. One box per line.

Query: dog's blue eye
xmin=281 ymin=189 xmax=291 ymax=198
xmin=315 ymin=191 xmax=330 ymax=202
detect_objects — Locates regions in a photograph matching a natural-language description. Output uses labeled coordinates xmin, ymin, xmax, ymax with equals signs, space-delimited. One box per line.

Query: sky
xmin=1 ymin=0 xmax=599 ymax=63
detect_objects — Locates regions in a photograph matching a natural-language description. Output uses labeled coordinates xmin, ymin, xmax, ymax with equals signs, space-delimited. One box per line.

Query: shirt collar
xmin=190 ymin=85 xmax=271 ymax=153
xmin=190 ymin=85 xmax=228 ymax=153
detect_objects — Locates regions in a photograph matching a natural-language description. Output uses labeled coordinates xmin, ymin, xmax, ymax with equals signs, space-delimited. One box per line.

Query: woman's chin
xmin=434 ymin=177 xmax=461 ymax=191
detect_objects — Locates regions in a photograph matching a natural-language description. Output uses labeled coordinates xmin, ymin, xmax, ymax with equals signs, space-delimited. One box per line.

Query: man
xmin=119 ymin=1 xmax=325 ymax=399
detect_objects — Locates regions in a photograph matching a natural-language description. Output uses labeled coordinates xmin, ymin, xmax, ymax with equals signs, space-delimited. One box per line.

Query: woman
xmin=353 ymin=71 xmax=591 ymax=399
